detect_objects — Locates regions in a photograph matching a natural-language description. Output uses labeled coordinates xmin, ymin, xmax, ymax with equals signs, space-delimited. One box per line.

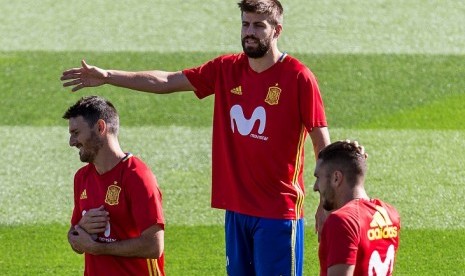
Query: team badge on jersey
xmin=265 ymin=84 xmax=281 ymax=105
xmin=105 ymin=182 xmax=121 ymax=205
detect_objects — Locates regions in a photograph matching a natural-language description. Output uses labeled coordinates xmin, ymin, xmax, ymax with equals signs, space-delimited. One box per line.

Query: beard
xmin=241 ymin=35 xmax=272 ymax=58
xmin=322 ymin=185 xmax=336 ymax=211
xmin=78 ymin=131 xmax=104 ymax=163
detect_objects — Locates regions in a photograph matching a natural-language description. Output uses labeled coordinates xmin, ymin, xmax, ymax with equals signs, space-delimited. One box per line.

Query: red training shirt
xmin=319 ymin=198 xmax=401 ymax=276
xmin=183 ymin=53 xmax=327 ymax=219
xmin=71 ymin=154 xmax=165 ymax=276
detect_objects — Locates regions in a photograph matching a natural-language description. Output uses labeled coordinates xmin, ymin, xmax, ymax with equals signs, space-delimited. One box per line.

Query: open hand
xmin=61 ymin=60 xmax=108 ymax=92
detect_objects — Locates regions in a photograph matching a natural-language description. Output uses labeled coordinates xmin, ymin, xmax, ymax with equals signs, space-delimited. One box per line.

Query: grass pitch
xmin=0 ymin=0 xmax=464 ymax=275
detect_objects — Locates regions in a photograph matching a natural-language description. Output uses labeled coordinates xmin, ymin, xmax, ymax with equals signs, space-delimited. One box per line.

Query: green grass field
xmin=1 ymin=0 xmax=464 ymax=275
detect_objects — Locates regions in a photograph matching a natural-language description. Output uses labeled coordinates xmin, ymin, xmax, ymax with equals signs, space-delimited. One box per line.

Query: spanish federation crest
xmin=265 ymin=84 xmax=281 ymax=105
xmin=105 ymin=182 xmax=121 ymax=205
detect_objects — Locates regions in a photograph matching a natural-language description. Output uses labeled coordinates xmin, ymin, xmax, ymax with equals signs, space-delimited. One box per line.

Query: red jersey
xmin=71 ymin=154 xmax=165 ymax=276
xmin=319 ymin=199 xmax=401 ymax=276
xmin=183 ymin=53 xmax=327 ymax=219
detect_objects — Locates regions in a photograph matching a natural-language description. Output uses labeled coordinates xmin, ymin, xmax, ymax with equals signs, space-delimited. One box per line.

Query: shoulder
xmin=326 ymin=201 xmax=363 ymax=230
xmin=371 ymin=198 xmax=401 ymax=221
xmin=122 ymin=155 xmax=157 ymax=182
xmin=281 ymin=54 xmax=318 ymax=81
xmin=214 ymin=53 xmax=247 ymax=65
xmin=282 ymin=55 xmax=310 ymax=71
xmin=74 ymin=163 xmax=93 ymax=179
xmin=124 ymin=155 xmax=152 ymax=174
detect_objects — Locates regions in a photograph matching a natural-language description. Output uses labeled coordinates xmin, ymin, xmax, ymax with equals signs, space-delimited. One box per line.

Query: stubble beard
xmin=322 ymin=186 xmax=336 ymax=211
xmin=241 ymin=35 xmax=272 ymax=59
xmin=79 ymin=131 xmax=104 ymax=163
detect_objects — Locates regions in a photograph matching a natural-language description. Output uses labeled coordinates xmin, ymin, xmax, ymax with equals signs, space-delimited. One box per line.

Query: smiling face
xmin=240 ymin=12 xmax=279 ymax=58
xmin=313 ymin=159 xmax=337 ymax=211
xmin=68 ymin=116 xmax=103 ymax=163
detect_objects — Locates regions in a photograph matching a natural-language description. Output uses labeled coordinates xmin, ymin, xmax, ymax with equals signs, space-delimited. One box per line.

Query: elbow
xmin=148 ymin=243 xmax=164 ymax=259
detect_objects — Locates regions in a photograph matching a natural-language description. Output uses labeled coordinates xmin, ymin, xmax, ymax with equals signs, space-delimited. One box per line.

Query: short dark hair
xmin=63 ymin=96 xmax=119 ymax=135
xmin=238 ymin=0 xmax=283 ymax=25
xmin=318 ymin=140 xmax=368 ymax=185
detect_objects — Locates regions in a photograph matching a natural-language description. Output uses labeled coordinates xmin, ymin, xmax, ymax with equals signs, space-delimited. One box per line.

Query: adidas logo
xmin=80 ymin=189 xmax=87 ymax=200
xmin=370 ymin=206 xmax=393 ymax=228
xmin=367 ymin=206 xmax=398 ymax=240
xmin=230 ymin=86 xmax=242 ymax=95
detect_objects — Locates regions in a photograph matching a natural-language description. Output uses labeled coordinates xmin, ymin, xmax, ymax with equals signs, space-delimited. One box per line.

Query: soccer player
xmin=61 ymin=0 xmax=330 ymax=275
xmin=63 ymin=96 xmax=165 ymax=276
xmin=313 ymin=140 xmax=401 ymax=276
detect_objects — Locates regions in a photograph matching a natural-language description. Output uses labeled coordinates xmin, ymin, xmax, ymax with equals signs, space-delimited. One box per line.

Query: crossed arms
xmin=67 ymin=206 xmax=164 ymax=259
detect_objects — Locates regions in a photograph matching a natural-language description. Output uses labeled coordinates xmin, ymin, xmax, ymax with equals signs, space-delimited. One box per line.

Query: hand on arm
xmin=78 ymin=205 xmax=109 ymax=235
xmin=61 ymin=60 xmax=195 ymax=94
xmin=69 ymin=224 xmax=164 ymax=259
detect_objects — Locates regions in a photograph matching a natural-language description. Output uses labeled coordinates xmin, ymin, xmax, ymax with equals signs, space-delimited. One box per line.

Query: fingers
xmin=62 ymin=79 xmax=81 ymax=87
xmin=61 ymin=68 xmax=84 ymax=77
xmin=81 ymin=59 xmax=89 ymax=69
xmin=85 ymin=222 xmax=108 ymax=234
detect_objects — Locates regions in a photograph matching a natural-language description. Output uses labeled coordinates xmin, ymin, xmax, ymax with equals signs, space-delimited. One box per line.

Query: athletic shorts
xmin=225 ymin=210 xmax=304 ymax=276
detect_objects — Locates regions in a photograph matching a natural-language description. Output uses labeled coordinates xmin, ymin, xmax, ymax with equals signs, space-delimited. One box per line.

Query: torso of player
xmin=186 ymin=53 xmax=327 ymax=219
xmin=355 ymin=199 xmax=400 ymax=275
xmin=321 ymin=199 xmax=400 ymax=276
xmin=73 ymin=155 xmax=165 ymax=276
xmin=74 ymin=155 xmax=142 ymax=242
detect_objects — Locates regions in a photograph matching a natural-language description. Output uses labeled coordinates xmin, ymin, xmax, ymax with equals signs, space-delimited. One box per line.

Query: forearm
xmin=310 ymin=126 xmax=331 ymax=159
xmin=90 ymin=227 xmax=164 ymax=259
xmin=105 ymin=70 xmax=193 ymax=94
xmin=67 ymin=226 xmax=83 ymax=254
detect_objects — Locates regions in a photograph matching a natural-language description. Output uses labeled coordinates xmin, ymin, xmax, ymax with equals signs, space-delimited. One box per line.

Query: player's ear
xmin=96 ymin=119 xmax=106 ymax=135
xmin=332 ymin=170 xmax=343 ymax=186
xmin=273 ymin=24 xmax=282 ymax=38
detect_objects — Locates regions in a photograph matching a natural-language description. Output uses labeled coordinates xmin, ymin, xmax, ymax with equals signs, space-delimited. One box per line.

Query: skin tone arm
xmin=308 ymin=126 xmax=331 ymax=239
xmin=68 ymin=225 xmax=84 ymax=254
xmin=309 ymin=126 xmax=330 ymax=159
xmin=328 ymin=264 xmax=355 ymax=276
xmin=61 ymin=60 xmax=195 ymax=94
xmin=68 ymin=224 xmax=164 ymax=259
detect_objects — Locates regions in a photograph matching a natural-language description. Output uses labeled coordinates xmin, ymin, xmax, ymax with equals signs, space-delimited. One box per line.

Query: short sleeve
xmin=126 ymin=165 xmax=165 ymax=232
xmin=182 ymin=57 xmax=220 ymax=99
xmin=322 ymin=213 xmax=360 ymax=268
xmin=70 ymin=171 xmax=82 ymax=226
xmin=298 ymin=68 xmax=327 ymax=131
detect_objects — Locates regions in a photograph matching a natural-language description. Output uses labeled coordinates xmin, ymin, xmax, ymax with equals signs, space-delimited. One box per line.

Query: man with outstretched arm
xmin=62 ymin=1 xmax=330 ymax=274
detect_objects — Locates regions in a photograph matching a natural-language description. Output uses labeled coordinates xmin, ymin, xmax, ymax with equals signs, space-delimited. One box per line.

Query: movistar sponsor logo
xmin=368 ymin=244 xmax=395 ymax=276
xmin=230 ymin=105 xmax=268 ymax=140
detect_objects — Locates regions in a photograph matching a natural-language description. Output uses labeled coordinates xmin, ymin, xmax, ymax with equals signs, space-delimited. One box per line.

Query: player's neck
xmin=248 ymin=47 xmax=283 ymax=73
xmin=339 ymin=186 xmax=369 ymax=208
xmin=93 ymin=141 xmax=126 ymax=175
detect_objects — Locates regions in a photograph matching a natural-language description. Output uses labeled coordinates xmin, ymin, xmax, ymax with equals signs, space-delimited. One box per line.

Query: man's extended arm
xmin=61 ymin=60 xmax=195 ymax=94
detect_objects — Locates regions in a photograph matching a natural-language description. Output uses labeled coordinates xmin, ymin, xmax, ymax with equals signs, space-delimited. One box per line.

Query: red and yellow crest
xmin=265 ymin=85 xmax=281 ymax=105
xmin=105 ymin=182 xmax=121 ymax=205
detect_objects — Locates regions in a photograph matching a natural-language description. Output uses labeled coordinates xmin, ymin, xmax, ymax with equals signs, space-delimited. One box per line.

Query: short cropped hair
xmin=238 ymin=0 xmax=284 ymax=25
xmin=63 ymin=95 xmax=119 ymax=135
xmin=318 ymin=140 xmax=368 ymax=185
